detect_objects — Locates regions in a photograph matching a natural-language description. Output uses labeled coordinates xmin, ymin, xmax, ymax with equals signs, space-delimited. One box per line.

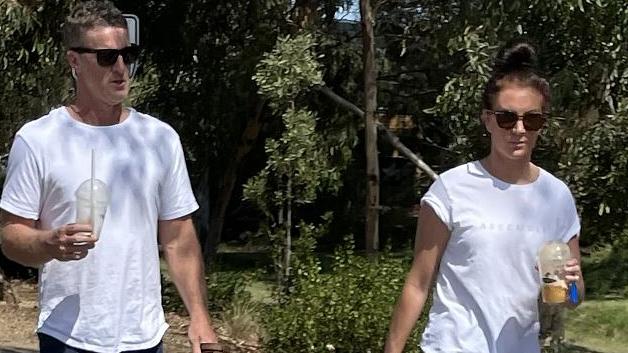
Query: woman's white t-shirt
xmin=420 ymin=161 xmax=580 ymax=353
xmin=0 ymin=107 xmax=199 ymax=352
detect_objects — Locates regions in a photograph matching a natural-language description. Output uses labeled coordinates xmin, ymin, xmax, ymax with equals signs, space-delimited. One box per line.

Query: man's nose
xmin=112 ymin=54 xmax=127 ymax=73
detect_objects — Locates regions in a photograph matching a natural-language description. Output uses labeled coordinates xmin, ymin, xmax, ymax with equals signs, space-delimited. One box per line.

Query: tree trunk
xmin=360 ymin=0 xmax=380 ymax=254
xmin=277 ymin=205 xmax=285 ymax=287
xmin=203 ymin=99 xmax=266 ymax=263
xmin=284 ymin=176 xmax=292 ymax=284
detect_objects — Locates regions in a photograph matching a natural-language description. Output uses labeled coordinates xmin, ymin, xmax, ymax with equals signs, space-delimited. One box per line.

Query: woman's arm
xmin=384 ymin=204 xmax=451 ymax=353
xmin=565 ymin=235 xmax=585 ymax=308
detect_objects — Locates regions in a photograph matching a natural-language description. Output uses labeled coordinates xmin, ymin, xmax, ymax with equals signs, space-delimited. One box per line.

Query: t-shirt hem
xmin=420 ymin=344 xmax=467 ymax=353
xmin=561 ymin=221 xmax=581 ymax=243
xmin=0 ymin=200 xmax=39 ymax=220
xmin=158 ymin=203 xmax=199 ymax=221
xmin=420 ymin=198 xmax=453 ymax=231
xmin=38 ymin=322 xmax=169 ymax=353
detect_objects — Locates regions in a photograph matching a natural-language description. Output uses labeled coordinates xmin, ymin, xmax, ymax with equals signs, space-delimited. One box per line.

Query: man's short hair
xmin=62 ymin=1 xmax=127 ymax=48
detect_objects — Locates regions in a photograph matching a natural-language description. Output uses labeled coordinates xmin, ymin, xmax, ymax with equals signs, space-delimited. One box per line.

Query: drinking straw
xmin=90 ymin=149 xmax=95 ymax=235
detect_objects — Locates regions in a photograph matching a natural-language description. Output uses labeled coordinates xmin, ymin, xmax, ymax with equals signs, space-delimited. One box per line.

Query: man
xmin=0 ymin=2 xmax=219 ymax=352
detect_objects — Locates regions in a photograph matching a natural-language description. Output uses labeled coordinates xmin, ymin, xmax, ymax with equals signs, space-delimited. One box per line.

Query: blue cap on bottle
xmin=568 ymin=282 xmax=579 ymax=305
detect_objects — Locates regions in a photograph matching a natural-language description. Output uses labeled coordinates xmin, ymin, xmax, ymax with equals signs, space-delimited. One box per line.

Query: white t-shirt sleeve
xmin=0 ymin=136 xmax=41 ymax=220
xmin=420 ymin=177 xmax=453 ymax=231
xmin=157 ymin=136 xmax=199 ymax=220
xmin=560 ymin=192 xmax=580 ymax=242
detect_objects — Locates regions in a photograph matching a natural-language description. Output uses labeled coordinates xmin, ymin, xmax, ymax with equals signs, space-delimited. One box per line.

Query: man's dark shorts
xmin=38 ymin=333 xmax=164 ymax=353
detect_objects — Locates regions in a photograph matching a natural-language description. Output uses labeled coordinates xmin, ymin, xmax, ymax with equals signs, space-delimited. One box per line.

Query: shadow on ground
xmin=0 ymin=348 xmax=37 ymax=353
xmin=561 ymin=343 xmax=605 ymax=353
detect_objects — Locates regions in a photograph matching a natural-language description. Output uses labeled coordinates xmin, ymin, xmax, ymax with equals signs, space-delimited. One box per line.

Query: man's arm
xmin=159 ymin=215 xmax=218 ymax=353
xmin=0 ymin=210 xmax=94 ymax=267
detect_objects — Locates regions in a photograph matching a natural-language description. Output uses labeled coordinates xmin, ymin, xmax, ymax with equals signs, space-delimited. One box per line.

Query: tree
xmin=360 ymin=0 xmax=380 ymax=253
xmin=116 ymin=0 xmax=290 ymax=262
xmin=0 ymin=0 xmax=74 ymax=155
xmin=244 ymin=34 xmax=343 ymax=285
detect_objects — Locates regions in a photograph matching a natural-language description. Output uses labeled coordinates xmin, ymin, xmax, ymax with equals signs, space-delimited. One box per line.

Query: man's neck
xmin=69 ymin=97 xmax=127 ymax=126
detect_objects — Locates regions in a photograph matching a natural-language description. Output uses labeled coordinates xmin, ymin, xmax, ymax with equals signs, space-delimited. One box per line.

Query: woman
xmin=384 ymin=41 xmax=585 ymax=353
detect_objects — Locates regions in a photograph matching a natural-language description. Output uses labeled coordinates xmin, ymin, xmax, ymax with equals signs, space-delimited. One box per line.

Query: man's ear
xmin=67 ymin=50 xmax=79 ymax=74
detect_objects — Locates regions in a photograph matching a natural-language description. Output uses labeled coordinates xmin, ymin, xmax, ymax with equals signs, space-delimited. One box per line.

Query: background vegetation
xmin=1 ymin=0 xmax=627 ymax=352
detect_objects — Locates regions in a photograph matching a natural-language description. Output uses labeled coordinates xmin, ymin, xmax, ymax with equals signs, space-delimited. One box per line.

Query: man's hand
xmin=45 ymin=223 xmax=96 ymax=261
xmin=159 ymin=216 xmax=220 ymax=353
xmin=188 ymin=316 xmax=219 ymax=353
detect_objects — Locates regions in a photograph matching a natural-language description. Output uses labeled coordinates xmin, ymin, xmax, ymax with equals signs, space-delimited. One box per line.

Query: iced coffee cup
xmin=538 ymin=241 xmax=570 ymax=304
xmin=75 ymin=178 xmax=109 ymax=240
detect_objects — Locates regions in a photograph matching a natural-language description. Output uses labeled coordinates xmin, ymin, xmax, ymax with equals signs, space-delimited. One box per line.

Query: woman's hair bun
xmin=494 ymin=40 xmax=538 ymax=74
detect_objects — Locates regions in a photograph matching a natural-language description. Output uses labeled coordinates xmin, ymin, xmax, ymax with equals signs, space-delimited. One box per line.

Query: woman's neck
xmin=481 ymin=154 xmax=539 ymax=185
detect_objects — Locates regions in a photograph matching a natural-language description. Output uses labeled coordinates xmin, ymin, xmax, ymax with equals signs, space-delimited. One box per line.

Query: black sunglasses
xmin=70 ymin=45 xmax=140 ymax=66
xmin=486 ymin=110 xmax=548 ymax=131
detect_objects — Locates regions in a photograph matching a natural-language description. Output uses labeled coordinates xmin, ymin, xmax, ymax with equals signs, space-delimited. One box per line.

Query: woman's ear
xmin=480 ymin=110 xmax=492 ymax=135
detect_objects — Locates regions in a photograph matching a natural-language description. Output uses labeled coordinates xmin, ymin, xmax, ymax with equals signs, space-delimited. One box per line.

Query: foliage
xmin=244 ymin=33 xmax=344 ymax=285
xmin=561 ymin=100 xmax=628 ymax=245
xmin=421 ymin=0 xmax=628 ymax=246
xmin=261 ymin=236 xmax=426 ymax=353
xmin=254 ymin=34 xmax=324 ymax=110
xmin=581 ymin=229 xmax=628 ymax=298
xmin=0 ymin=0 xmax=74 ymax=153
xmin=220 ymin=292 xmax=263 ymax=343
xmin=161 ymin=271 xmax=251 ymax=314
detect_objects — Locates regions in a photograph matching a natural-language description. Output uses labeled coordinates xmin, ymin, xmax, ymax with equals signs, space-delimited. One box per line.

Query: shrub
xmin=261 ymin=237 xmax=427 ymax=353
xmin=162 ymin=271 xmax=252 ymax=314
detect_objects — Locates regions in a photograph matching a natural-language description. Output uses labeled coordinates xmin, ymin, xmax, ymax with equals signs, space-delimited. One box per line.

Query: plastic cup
xmin=75 ymin=178 xmax=109 ymax=240
xmin=538 ymin=241 xmax=570 ymax=304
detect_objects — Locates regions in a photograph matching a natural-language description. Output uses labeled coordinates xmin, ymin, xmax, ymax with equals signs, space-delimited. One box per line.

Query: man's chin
xmin=106 ymin=93 xmax=129 ymax=106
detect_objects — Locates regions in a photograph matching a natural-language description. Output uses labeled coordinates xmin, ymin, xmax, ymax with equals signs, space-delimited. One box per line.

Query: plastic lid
xmin=538 ymin=241 xmax=571 ymax=263
xmin=75 ymin=179 xmax=109 ymax=204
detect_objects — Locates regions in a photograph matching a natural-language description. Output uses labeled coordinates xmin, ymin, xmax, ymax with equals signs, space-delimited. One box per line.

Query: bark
xmin=292 ymin=0 xmax=319 ymax=28
xmin=315 ymin=85 xmax=438 ymax=180
xmin=203 ymin=99 xmax=266 ymax=263
xmin=284 ymin=176 xmax=292 ymax=283
xmin=360 ymin=0 xmax=380 ymax=254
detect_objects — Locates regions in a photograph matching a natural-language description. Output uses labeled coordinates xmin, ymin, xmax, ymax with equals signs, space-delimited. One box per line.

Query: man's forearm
xmin=163 ymin=232 xmax=211 ymax=321
xmin=1 ymin=224 xmax=53 ymax=267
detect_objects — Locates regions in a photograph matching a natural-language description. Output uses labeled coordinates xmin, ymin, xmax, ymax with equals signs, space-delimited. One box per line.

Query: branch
xmin=314 ymin=85 xmax=438 ymax=180
xmin=315 ymin=85 xmax=364 ymax=116
xmin=378 ymin=123 xmax=438 ymax=180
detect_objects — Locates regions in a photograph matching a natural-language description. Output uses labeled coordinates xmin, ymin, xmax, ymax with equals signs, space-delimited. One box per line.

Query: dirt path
xmin=0 ymin=303 xmax=197 ymax=353
xmin=0 ymin=282 xmax=253 ymax=353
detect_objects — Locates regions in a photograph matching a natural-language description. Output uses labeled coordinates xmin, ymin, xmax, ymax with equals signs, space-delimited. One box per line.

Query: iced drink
xmin=538 ymin=241 xmax=571 ymax=304
xmin=76 ymin=178 xmax=109 ymax=240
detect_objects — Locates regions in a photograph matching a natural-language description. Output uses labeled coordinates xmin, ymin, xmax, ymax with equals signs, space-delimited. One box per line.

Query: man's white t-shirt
xmin=1 ymin=107 xmax=199 ymax=352
xmin=419 ymin=161 xmax=580 ymax=353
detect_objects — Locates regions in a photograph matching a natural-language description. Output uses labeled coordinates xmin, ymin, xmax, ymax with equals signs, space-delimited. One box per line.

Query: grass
xmin=561 ymin=241 xmax=628 ymax=353
xmin=565 ymin=299 xmax=628 ymax=353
